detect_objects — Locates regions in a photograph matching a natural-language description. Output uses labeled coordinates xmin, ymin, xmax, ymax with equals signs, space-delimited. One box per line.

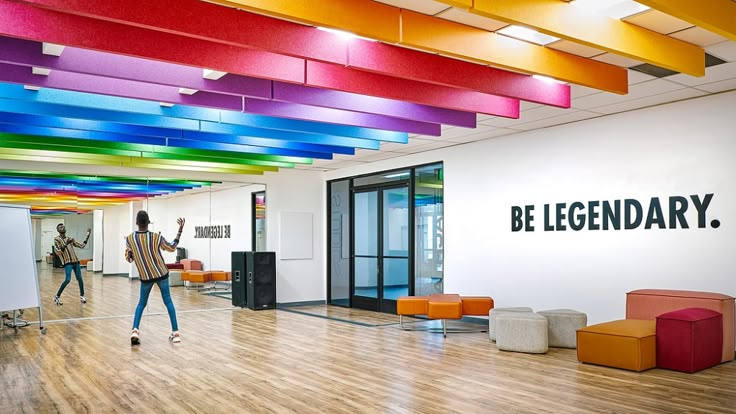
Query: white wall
xmin=326 ymin=91 xmax=736 ymax=324
xmin=102 ymin=203 xmax=131 ymax=275
xmin=93 ymin=210 xmax=104 ymax=271
xmin=31 ymin=218 xmax=41 ymax=259
xmin=265 ymin=169 xmax=326 ymax=304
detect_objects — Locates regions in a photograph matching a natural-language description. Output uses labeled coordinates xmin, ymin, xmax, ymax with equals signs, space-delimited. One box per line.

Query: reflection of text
xmin=194 ymin=225 xmax=231 ymax=239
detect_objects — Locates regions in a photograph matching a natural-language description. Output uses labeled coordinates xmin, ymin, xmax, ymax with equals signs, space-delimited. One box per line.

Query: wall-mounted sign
xmin=512 ymin=194 xmax=719 ymax=232
xmin=194 ymin=224 xmax=231 ymax=238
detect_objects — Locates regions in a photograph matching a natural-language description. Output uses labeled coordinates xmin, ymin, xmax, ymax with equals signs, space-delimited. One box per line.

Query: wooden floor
xmin=1 ymin=266 xmax=735 ymax=413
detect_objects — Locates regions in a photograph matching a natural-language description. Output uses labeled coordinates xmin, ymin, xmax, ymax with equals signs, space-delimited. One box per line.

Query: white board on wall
xmin=0 ymin=204 xmax=41 ymax=312
xmin=280 ymin=212 xmax=313 ymax=260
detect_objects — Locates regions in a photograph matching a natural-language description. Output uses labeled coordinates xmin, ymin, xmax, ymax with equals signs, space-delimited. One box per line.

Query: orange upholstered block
xmin=182 ymin=270 xmax=209 ymax=283
xmin=461 ymin=296 xmax=494 ymax=315
xmin=79 ymin=259 xmax=90 ymax=266
xmin=209 ymin=271 xmax=229 ymax=282
xmin=626 ymin=289 xmax=734 ymax=362
xmin=577 ymin=319 xmax=656 ymax=372
xmin=427 ymin=294 xmax=462 ymax=320
xmin=397 ymin=296 xmax=428 ymax=315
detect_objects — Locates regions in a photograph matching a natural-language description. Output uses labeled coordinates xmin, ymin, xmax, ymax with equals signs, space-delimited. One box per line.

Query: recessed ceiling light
xmin=32 ymin=67 xmax=51 ymax=76
xmin=42 ymin=42 xmax=65 ymax=56
xmin=571 ymin=0 xmax=650 ymax=19
xmin=316 ymin=26 xmax=376 ymax=42
xmin=178 ymin=88 xmax=198 ymax=95
xmin=23 ymin=85 xmax=41 ymax=91
xmin=497 ymin=25 xmax=560 ymax=46
xmin=159 ymin=102 xmax=175 ymax=107
xmin=202 ymin=69 xmax=227 ymax=80
xmin=532 ymin=75 xmax=567 ymax=84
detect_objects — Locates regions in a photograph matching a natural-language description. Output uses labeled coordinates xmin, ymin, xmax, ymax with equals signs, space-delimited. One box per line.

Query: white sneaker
xmin=130 ymin=329 xmax=140 ymax=346
xmin=53 ymin=296 xmax=62 ymax=306
xmin=169 ymin=332 xmax=181 ymax=343
xmin=80 ymin=296 xmax=87 ymax=304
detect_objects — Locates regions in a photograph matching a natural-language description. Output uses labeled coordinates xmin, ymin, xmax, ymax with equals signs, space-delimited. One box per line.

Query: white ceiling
xmin=295 ymin=4 xmax=736 ymax=171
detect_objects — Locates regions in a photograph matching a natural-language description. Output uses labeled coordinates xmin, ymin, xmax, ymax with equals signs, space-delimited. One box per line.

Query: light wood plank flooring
xmin=1 ymin=266 xmax=735 ymax=413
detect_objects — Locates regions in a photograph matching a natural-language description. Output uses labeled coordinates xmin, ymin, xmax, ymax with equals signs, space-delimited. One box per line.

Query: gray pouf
xmin=489 ymin=307 xmax=534 ymax=341
xmin=168 ymin=270 xmax=184 ymax=287
xmin=495 ymin=312 xmax=548 ymax=354
xmin=538 ymin=308 xmax=587 ymax=348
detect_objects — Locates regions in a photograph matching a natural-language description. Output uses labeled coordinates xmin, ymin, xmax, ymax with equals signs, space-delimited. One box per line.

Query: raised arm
xmin=160 ymin=217 xmax=185 ymax=252
xmin=72 ymin=229 xmax=90 ymax=248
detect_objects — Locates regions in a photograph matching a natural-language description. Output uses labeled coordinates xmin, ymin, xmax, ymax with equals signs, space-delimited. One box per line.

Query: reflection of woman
xmin=53 ymin=224 xmax=90 ymax=305
xmin=125 ymin=210 xmax=185 ymax=345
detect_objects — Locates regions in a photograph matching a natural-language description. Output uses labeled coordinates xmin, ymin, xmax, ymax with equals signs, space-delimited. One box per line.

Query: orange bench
xmin=181 ymin=270 xmax=232 ymax=290
xmin=397 ymin=294 xmax=494 ymax=337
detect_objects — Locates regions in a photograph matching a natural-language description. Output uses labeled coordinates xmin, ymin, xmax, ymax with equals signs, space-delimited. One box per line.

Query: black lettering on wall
xmin=511 ymin=206 xmax=523 ymax=232
xmin=588 ymin=201 xmax=600 ymax=231
xmin=511 ymin=194 xmax=718 ymax=233
xmin=644 ymin=197 xmax=666 ymax=229
xmin=524 ymin=205 xmax=535 ymax=232
xmin=569 ymin=202 xmax=585 ymax=231
xmin=691 ymin=194 xmax=713 ymax=228
xmin=624 ymin=199 xmax=642 ymax=230
xmin=602 ymin=200 xmax=620 ymax=230
xmin=543 ymin=204 xmax=554 ymax=231
xmin=669 ymin=196 xmax=689 ymax=229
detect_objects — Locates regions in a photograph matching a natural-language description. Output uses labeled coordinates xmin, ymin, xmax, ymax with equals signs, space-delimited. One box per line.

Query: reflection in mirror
xmin=11 ymin=172 xmax=265 ymax=322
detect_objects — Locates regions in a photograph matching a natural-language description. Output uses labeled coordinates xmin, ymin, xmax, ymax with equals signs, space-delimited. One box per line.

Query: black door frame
xmin=350 ymin=180 xmax=411 ymax=314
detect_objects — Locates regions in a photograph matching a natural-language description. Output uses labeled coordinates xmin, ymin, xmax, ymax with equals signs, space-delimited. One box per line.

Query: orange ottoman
xmin=428 ymin=294 xmax=462 ymax=337
xmin=460 ymin=296 xmax=494 ymax=316
xmin=209 ymin=271 xmax=229 ymax=282
xmin=181 ymin=270 xmax=209 ymax=287
xmin=626 ymin=289 xmax=734 ymax=362
xmin=397 ymin=296 xmax=429 ymax=315
xmin=397 ymin=296 xmax=429 ymax=330
xmin=577 ymin=319 xmax=656 ymax=372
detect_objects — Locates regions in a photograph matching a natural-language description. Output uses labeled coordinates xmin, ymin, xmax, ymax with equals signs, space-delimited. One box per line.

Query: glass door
xmin=352 ymin=185 xmax=409 ymax=313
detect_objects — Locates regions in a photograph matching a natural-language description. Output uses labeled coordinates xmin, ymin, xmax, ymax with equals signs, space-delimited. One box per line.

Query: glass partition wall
xmin=328 ymin=163 xmax=443 ymax=313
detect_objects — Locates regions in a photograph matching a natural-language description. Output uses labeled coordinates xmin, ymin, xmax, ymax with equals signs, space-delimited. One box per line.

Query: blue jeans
xmin=132 ymin=277 xmax=178 ymax=332
xmin=56 ymin=262 xmax=84 ymax=297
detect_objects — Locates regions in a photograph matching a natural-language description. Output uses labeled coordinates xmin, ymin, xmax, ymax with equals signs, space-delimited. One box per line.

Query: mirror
xmin=20 ymin=175 xmax=264 ymax=324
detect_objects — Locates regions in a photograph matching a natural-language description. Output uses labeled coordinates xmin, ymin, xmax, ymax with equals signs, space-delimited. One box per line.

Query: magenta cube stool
xmin=656 ymin=308 xmax=723 ymax=373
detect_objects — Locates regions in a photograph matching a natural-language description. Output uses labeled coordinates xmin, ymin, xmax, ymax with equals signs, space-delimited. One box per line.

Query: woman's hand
xmin=177 ymin=218 xmax=185 ymax=232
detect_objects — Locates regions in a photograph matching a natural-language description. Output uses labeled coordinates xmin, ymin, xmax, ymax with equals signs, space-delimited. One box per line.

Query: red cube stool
xmin=656 ymin=308 xmax=723 ymax=373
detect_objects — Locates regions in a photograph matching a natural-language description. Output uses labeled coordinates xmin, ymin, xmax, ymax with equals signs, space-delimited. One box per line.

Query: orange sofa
xmin=626 ymin=289 xmax=734 ymax=362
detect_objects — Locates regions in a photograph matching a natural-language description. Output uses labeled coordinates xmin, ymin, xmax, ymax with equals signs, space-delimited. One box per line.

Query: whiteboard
xmin=0 ymin=204 xmax=41 ymax=312
xmin=279 ymin=212 xmax=313 ymax=260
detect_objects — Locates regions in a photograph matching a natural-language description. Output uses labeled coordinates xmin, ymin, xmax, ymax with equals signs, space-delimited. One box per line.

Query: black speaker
xmin=246 ymin=251 xmax=276 ymax=310
xmin=176 ymin=247 xmax=187 ymax=263
xmin=231 ymin=251 xmax=248 ymax=308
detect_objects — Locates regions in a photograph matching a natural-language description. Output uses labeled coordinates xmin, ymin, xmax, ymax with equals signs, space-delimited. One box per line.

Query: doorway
xmin=352 ymin=184 xmax=409 ymax=313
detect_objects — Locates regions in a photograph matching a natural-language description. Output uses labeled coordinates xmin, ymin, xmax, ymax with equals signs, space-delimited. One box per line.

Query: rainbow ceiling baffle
xmin=0 ymin=0 xmax=580 ymax=175
xmin=0 ymin=170 xmax=217 ymax=216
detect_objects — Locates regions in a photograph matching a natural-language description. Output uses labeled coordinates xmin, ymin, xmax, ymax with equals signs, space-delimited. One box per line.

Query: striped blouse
xmin=125 ymin=231 xmax=178 ymax=282
xmin=54 ymin=236 xmax=85 ymax=265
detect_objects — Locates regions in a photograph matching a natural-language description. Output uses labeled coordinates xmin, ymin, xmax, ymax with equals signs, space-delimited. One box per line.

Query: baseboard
xmin=277 ymin=300 xmax=326 ymax=308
